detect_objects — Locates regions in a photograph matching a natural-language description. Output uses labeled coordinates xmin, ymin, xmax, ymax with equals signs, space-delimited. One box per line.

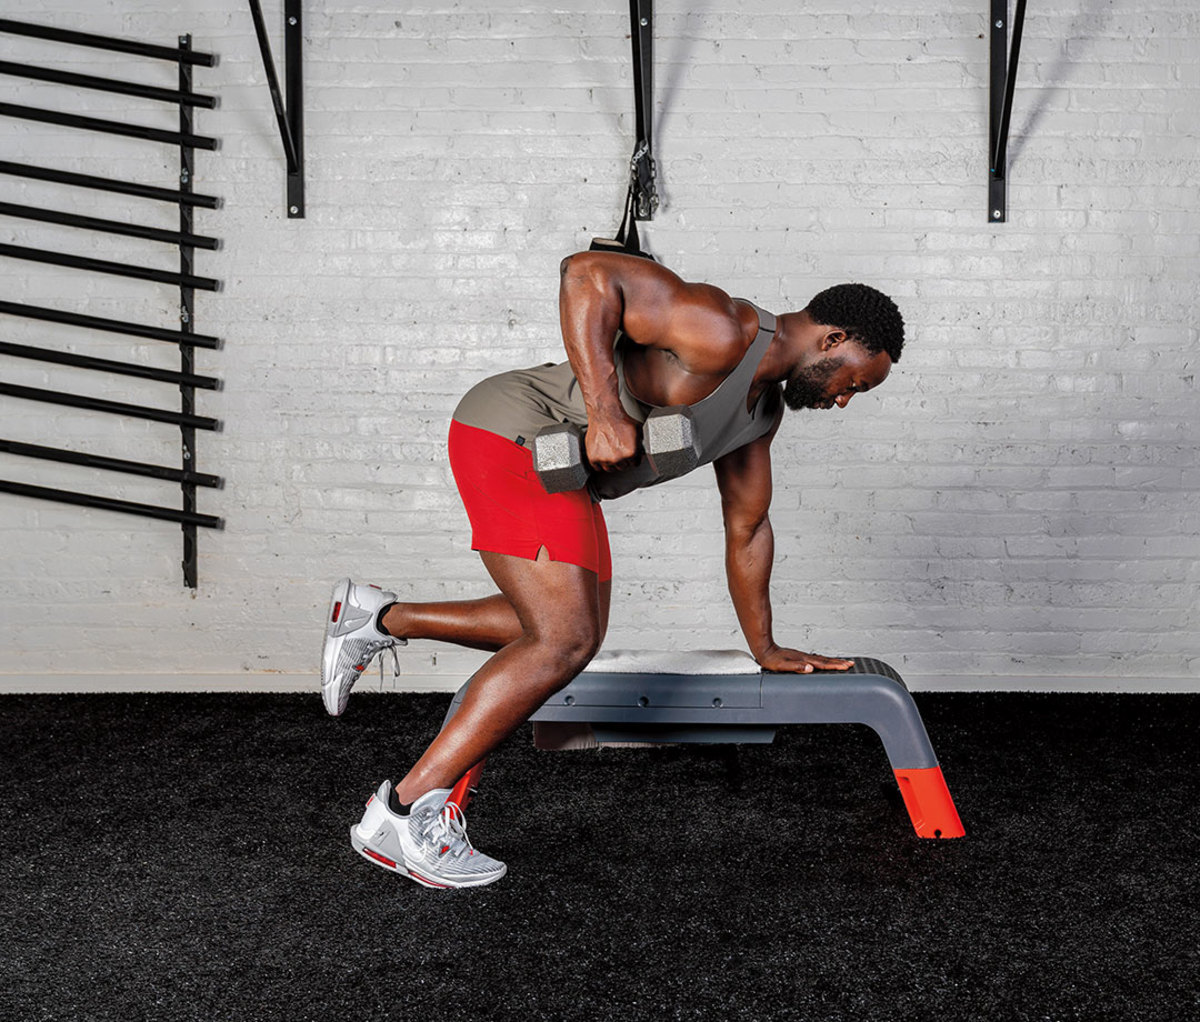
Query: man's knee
xmin=554 ymin=626 xmax=603 ymax=673
xmin=532 ymin=619 xmax=602 ymax=677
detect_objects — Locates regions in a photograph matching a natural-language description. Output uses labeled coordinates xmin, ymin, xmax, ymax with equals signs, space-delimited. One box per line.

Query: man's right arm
xmin=557 ymin=252 xmax=649 ymax=472
xmin=556 ymin=251 xmax=743 ymax=473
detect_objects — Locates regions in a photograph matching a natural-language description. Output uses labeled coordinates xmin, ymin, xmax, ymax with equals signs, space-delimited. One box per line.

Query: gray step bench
xmin=443 ymin=649 xmax=964 ymax=839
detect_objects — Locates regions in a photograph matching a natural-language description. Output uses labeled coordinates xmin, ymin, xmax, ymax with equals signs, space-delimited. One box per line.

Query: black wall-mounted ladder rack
xmin=0 ymin=18 xmax=223 ymax=588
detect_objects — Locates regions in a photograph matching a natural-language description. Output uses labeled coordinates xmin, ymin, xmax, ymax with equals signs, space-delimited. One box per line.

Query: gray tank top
xmin=452 ymin=301 xmax=783 ymax=501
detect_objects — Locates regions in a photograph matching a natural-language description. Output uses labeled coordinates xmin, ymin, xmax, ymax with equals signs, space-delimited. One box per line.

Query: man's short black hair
xmin=806 ymin=283 xmax=904 ymax=363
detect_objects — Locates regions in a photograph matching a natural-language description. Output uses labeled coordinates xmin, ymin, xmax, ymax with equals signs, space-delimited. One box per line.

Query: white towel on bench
xmin=583 ymin=649 xmax=760 ymax=676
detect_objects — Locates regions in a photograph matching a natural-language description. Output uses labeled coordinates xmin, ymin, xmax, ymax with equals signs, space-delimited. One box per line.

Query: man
xmin=320 ymin=251 xmax=904 ymax=889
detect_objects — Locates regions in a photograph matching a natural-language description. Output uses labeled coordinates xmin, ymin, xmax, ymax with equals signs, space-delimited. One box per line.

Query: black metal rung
xmin=0 ymin=18 xmax=216 ymax=67
xmin=0 ymin=439 xmax=222 ymax=489
xmin=0 ymin=243 xmax=220 ymax=292
xmin=0 ymin=342 xmax=220 ymax=390
xmin=0 ymin=480 xmax=223 ymax=528
xmin=0 ymin=160 xmax=221 ymax=209
xmin=0 ymin=382 xmax=220 ymax=431
xmin=0 ymin=201 xmax=220 ymax=250
xmin=0 ymin=102 xmax=219 ymax=150
xmin=0 ymin=301 xmax=220 ymax=349
xmin=0 ymin=60 xmax=217 ymax=108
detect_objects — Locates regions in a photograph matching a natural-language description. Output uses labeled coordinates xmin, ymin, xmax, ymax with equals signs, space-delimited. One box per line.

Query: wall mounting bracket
xmin=989 ymin=0 xmax=1027 ymax=223
xmin=247 ymin=0 xmax=304 ymax=218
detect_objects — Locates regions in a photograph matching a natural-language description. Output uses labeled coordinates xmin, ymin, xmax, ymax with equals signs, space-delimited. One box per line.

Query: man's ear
xmin=819 ymin=328 xmax=848 ymax=352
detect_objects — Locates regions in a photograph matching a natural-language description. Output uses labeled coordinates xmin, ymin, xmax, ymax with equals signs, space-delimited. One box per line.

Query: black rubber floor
xmin=1 ymin=690 xmax=1197 ymax=1021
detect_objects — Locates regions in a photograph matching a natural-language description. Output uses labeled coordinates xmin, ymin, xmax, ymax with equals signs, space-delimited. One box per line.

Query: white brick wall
xmin=1 ymin=0 xmax=1198 ymax=692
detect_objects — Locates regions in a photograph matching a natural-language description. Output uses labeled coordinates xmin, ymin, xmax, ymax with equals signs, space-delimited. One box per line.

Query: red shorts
xmin=448 ymin=420 xmax=612 ymax=581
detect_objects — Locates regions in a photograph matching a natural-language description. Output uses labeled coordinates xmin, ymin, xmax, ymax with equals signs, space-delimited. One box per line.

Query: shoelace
xmin=378 ymin=643 xmax=401 ymax=683
xmin=421 ymin=801 xmax=474 ymax=860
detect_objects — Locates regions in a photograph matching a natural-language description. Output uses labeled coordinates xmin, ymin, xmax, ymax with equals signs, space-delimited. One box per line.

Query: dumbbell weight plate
xmin=644 ymin=405 xmax=700 ymax=478
xmin=532 ymin=422 xmax=590 ymax=494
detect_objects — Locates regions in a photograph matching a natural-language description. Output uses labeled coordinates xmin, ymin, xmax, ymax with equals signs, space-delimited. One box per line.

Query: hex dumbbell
xmin=643 ymin=405 xmax=701 ymax=479
xmin=532 ymin=406 xmax=700 ymax=494
xmin=531 ymin=421 xmax=590 ymax=494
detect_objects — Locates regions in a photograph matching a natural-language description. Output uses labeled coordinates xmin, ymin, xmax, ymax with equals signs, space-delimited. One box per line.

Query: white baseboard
xmin=2 ymin=673 xmax=1198 ymax=695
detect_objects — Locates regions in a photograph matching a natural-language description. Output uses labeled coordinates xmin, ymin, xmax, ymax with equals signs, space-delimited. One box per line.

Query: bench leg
xmin=893 ymin=766 xmax=965 ymax=839
xmin=446 ymin=760 xmax=486 ymax=814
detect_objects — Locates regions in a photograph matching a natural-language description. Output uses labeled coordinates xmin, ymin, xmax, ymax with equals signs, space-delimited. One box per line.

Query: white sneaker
xmin=350 ymin=782 xmax=507 ymax=889
xmin=320 ymin=577 xmax=405 ymax=716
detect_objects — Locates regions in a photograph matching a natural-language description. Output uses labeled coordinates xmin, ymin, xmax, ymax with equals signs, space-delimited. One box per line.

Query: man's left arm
xmin=713 ymin=422 xmax=854 ymax=674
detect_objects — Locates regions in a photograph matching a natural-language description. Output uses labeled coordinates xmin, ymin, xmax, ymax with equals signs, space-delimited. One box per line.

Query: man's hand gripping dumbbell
xmin=532 ymin=406 xmax=701 ymax=494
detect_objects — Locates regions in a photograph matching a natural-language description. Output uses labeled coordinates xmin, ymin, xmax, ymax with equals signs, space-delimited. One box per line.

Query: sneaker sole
xmin=348 ymin=826 xmax=506 ymax=890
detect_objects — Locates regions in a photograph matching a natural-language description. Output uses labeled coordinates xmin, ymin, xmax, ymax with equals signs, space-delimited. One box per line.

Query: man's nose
xmin=835 ymin=393 xmax=852 ymax=408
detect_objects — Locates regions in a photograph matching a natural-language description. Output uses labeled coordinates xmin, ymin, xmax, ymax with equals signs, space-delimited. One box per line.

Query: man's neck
xmin=753 ymin=310 xmax=806 ymax=386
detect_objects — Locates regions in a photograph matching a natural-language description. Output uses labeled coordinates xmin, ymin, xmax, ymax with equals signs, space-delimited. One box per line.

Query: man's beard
xmin=783 ymin=357 xmax=840 ymax=410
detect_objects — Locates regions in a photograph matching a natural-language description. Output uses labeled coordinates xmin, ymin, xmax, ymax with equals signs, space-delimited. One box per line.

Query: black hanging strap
xmin=628 ymin=0 xmax=657 ymax=222
xmin=589 ymin=185 xmax=652 ymax=260
xmin=590 ymin=0 xmax=658 ymax=260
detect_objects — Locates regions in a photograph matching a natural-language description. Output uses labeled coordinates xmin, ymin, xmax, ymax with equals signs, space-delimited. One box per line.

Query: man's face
xmin=784 ymin=341 xmax=892 ymax=411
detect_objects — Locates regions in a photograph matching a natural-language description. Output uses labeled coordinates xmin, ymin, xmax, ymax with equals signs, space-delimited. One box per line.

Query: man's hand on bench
xmin=755 ymin=645 xmax=855 ymax=674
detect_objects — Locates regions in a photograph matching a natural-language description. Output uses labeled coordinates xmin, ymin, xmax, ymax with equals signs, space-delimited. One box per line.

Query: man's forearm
xmin=725 ymin=516 xmax=777 ymax=658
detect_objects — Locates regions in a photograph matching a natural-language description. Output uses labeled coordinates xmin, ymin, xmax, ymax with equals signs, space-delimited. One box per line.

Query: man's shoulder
xmin=657 ymin=290 xmax=757 ymax=374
